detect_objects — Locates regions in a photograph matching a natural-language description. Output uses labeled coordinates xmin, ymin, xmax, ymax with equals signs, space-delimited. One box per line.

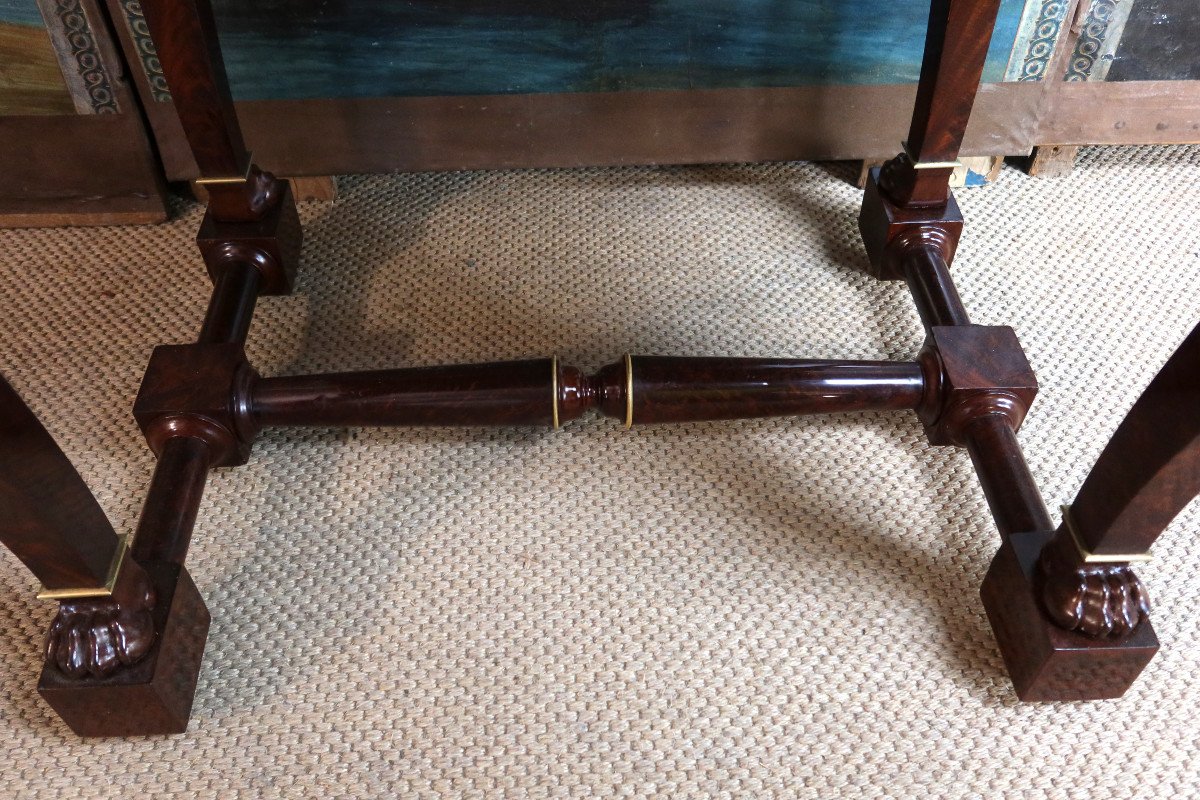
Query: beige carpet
xmin=1 ymin=147 xmax=1198 ymax=798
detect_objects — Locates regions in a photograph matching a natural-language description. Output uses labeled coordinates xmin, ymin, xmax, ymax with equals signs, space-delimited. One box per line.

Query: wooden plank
xmin=0 ymin=0 xmax=166 ymax=228
xmin=1038 ymin=80 xmax=1200 ymax=145
xmin=1022 ymin=145 xmax=1079 ymax=178
xmin=1106 ymin=0 xmax=1200 ymax=82
xmin=0 ymin=114 xmax=167 ymax=228
xmin=145 ymin=82 xmax=1042 ymax=180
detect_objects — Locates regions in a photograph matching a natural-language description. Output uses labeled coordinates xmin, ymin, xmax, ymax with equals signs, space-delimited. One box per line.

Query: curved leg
xmin=0 ymin=373 xmax=158 ymax=679
xmin=1036 ymin=322 xmax=1200 ymax=637
xmin=1 ymin=374 xmax=134 ymax=592
xmin=0 ymin=374 xmax=209 ymax=735
xmin=980 ymin=323 xmax=1200 ymax=699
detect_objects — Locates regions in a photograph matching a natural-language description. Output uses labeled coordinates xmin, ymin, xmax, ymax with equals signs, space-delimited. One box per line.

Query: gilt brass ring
xmin=551 ymin=355 xmax=560 ymax=430
xmin=194 ymin=151 xmax=255 ymax=185
xmin=624 ymin=353 xmax=633 ymax=429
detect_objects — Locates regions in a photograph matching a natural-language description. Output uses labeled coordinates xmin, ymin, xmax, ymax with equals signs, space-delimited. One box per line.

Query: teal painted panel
xmin=0 ymin=0 xmax=45 ymax=27
xmin=207 ymin=0 xmax=1032 ymax=101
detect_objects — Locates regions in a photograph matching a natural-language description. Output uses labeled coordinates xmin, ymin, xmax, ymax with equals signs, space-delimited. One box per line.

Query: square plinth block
xmin=920 ymin=325 xmax=1039 ymax=445
xmin=858 ymin=167 xmax=963 ymax=281
xmin=981 ymin=531 xmax=1158 ymax=701
xmin=133 ymin=342 xmax=252 ymax=466
xmin=38 ymin=562 xmax=210 ymax=736
xmin=197 ymin=181 xmax=301 ymax=296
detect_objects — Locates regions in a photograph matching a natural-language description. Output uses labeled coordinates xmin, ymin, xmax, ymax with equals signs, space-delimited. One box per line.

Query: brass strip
xmin=37 ymin=533 xmax=131 ymax=600
xmin=551 ymin=355 xmax=560 ymax=430
xmin=194 ymin=151 xmax=254 ymax=185
xmin=901 ymin=141 xmax=962 ymax=171
xmin=624 ymin=353 xmax=634 ymax=429
xmin=1060 ymin=505 xmax=1152 ymax=564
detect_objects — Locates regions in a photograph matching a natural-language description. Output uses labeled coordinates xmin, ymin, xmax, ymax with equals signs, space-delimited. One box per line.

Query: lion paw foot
xmin=1040 ymin=563 xmax=1150 ymax=639
xmin=44 ymin=583 xmax=156 ymax=678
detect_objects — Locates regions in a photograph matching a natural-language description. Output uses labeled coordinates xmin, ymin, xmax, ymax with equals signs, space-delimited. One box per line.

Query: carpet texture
xmin=1 ymin=146 xmax=1197 ymax=798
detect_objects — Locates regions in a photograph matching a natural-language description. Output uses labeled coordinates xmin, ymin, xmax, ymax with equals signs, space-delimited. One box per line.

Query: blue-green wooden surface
xmin=202 ymin=0 xmax=1030 ymax=101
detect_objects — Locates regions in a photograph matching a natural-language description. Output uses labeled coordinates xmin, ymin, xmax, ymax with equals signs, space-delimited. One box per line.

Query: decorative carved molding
xmin=37 ymin=0 xmax=120 ymax=114
xmin=201 ymin=166 xmax=285 ymax=226
xmin=1007 ymin=0 xmax=1069 ymax=82
xmin=858 ymin=160 xmax=965 ymax=281
xmin=1064 ymin=0 xmax=1133 ymax=82
xmin=935 ymin=390 xmax=1030 ymax=446
xmin=117 ymin=0 xmax=172 ymax=102
xmin=877 ymin=152 xmax=954 ymax=209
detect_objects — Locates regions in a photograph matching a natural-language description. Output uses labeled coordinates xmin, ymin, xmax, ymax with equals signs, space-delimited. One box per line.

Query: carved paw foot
xmin=247 ymin=167 xmax=281 ymax=216
xmin=1039 ymin=561 xmax=1150 ymax=639
xmin=44 ymin=581 xmax=156 ymax=678
xmin=877 ymin=153 xmax=914 ymax=200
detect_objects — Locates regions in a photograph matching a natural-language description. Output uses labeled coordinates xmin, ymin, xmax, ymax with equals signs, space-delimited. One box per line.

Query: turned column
xmin=248 ymin=356 xmax=928 ymax=430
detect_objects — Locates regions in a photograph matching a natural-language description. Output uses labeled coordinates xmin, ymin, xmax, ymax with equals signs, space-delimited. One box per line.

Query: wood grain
xmin=1039 ymin=79 xmax=1200 ymax=145
xmin=0 ymin=112 xmax=166 ymax=227
xmin=145 ymin=83 xmax=1043 ymax=181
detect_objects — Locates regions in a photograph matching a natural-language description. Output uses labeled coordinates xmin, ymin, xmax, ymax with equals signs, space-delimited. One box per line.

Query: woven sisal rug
xmin=1 ymin=146 xmax=1197 ymax=797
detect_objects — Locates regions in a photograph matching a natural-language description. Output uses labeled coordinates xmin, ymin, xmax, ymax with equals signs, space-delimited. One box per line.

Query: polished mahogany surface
xmin=252 ymin=357 xmax=926 ymax=429
xmin=0 ymin=0 xmax=1192 ymax=736
xmin=1068 ymin=324 xmax=1200 ymax=556
xmin=254 ymin=360 xmax=563 ymax=429
xmin=885 ymin=0 xmax=1005 ymax=207
xmin=0 ymin=375 xmax=120 ymax=589
xmin=624 ymin=357 xmax=925 ymax=424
